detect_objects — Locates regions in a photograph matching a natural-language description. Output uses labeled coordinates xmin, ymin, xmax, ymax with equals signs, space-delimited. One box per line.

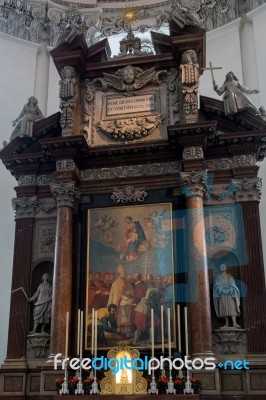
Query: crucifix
xmin=202 ymin=61 xmax=222 ymax=83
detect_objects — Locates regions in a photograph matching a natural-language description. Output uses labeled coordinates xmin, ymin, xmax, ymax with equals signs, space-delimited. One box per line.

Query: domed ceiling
xmin=0 ymin=0 xmax=264 ymax=48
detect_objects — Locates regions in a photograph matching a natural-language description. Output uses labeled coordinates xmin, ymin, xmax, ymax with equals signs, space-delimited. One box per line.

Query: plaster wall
xmin=0 ymin=4 xmax=266 ymax=365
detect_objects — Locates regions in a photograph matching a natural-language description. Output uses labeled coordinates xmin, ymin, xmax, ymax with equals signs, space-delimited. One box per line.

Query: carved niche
xmin=81 ymin=65 xmax=178 ymax=145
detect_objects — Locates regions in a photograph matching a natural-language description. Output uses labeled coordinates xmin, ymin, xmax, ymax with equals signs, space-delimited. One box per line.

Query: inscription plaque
xmin=106 ymin=94 xmax=156 ymax=116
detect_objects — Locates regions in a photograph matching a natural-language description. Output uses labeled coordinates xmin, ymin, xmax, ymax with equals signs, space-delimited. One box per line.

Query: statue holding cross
xmin=204 ymin=62 xmax=260 ymax=116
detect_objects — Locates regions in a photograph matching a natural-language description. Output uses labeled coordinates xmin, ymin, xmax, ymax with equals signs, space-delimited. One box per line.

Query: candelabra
xmin=90 ymin=375 xmax=99 ymax=395
xmin=59 ymin=359 xmax=69 ymax=395
xmin=75 ymin=368 xmax=84 ymax=395
xmin=59 ymin=377 xmax=69 ymax=395
xmin=183 ymin=371 xmax=194 ymax=394
xmin=166 ymin=372 xmax=176 ymax=394
xmin=148 ymin=368 xmax=158 ymax=395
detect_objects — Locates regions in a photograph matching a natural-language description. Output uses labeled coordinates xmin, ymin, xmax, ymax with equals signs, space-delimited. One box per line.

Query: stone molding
xmin=0 ymin=0 xmax=263 ymax=45
xmin=81 ymin=162 xmax=180 ymax=181
xmin=50 ymin=181 xmax=80 ymax=208
xmin=180 ymin=170 xmax=208 ymax=199
xmin=17 ymin=174 xmax=54 ymax=186
xmin=17 ymin=174 xmax=36 ymax=186
xmin=206 ymin=154 xmax=256 ymax=170
xmin=232 ymin=177 xmax=262 ymax=202
xmin=12 ymin=196 xmax=38 ymax=219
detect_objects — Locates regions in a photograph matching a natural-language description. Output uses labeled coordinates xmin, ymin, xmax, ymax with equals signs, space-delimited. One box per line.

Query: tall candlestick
xmin=91 ymin=308 xmax=95 ymax=356
xmin=80 ymin=311 xmax=83 ymax=359
xmin=177 ymin=304 xmax=181 ymax=352
xmin=161 ymin=305 xmax=164 ymax=353
xmin=184 ymin=306 xmax=189 ymax=356
xmin=77 ymin=309 xmax=80 ymax=355
xmin=94 ymin=311 xmax=98 ymax=359
xmin=167 ymin=308 xmax=171 ymax=359
xmin=151 ymin=308 xmax=154 ymax=358
xmin=65 ymin=311 xmax=69 ymax=358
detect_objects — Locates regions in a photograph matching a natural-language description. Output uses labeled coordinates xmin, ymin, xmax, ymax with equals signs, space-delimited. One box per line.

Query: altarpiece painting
xmin=85 ymin=203 xmax=175 ymax=350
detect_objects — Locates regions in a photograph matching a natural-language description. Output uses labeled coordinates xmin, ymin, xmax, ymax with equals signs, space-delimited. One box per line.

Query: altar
xmin=1 ymin=3 xmax=266 ymax=399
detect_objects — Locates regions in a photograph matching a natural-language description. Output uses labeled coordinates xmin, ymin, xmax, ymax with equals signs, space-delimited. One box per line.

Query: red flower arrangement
xmin=55 ymin=377 xmax=64 ymax=391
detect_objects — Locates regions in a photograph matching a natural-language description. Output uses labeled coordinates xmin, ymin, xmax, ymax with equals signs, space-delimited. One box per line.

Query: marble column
xmin=233 ymin=177 xmax=266 ymax=352
xmin=181 ymin=171 xmax=213 ymax=357
xmin=34 ymin=41 xmax=50 ymax=117
xmin=6 ymin=196 xmax=38 ymax=360
xmin=239 ymin=14 xmax=260 ymax=108
xmin=49 ymin=182 xmax=80 ymax=355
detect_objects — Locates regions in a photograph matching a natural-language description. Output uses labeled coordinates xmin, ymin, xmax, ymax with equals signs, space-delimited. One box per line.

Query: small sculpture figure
xmin=213 ymin=264 xmax=241 ymax=329
xmin=259 ymin=106 xmax=266 ymax=121
xmin=169 ymin=4 xmax=200 ymax=29
xmin=10 ymin=96 xmax=44 ymax=141
xmin=179 ymin=49 xmax=199 ymax=122
xmin=55 ymin=16 xmax=81 ymax=47
xmin=96 ymin=65 xmax=165 ymax=96
xmin=213 ymin=72 xmax=259 ymax=116
xmin=59 ymin=66 xmax=78 ymax=129
xmin=28 ymin=273 xmax=52 ymax=333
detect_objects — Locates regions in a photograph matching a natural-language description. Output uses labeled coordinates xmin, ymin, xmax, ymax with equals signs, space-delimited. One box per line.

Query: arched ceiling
xmin=0 ymin=0 xmax=264 ymax=47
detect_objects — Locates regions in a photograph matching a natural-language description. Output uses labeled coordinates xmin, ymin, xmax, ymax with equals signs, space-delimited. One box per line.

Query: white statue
xmin=213 ymin=72 xmax=259 ymax=116
xmin=10 ymin=96 xmax=44 ymax=140
xmin=28 ymin=273 xmax=52 ymax=334
xmin=213 ymin=264 xmax=241 ymax=329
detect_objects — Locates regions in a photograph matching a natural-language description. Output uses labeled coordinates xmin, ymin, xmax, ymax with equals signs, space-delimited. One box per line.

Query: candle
xmin=94 ymin=310 xmax=98 ymax=359
xmin=77 ymin=309 xmax=80 ymax=355
xmin=177 ymin=304 xmax=181 ymax=352
xmin=91 ymin=308 xmax=95 ymax=356
xmin=80 ymin=311 xmax=83 ymax=359
xmin=184 ymin=306 xmax=189 ymax=356
xmin=65 ymin=311 xmax=69 ymax=358
xmin=161 ymin=305 xmax=164 ymax=353
xmin=167 ymin=308 xmax=171 ymax=359
xmin=151 ymin=308 xmax=154 ymax=358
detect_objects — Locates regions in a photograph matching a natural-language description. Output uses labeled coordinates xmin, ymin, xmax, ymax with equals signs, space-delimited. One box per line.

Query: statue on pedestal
xmin=213 ymin=264 xmax=241 ymax=329
xmin=28 ymin=273 xmax=52 ymax=333
xmin=10 ymin=96 xmax=44 ymax=140
xmin=213 ymin=71 xmax=259 ymax=115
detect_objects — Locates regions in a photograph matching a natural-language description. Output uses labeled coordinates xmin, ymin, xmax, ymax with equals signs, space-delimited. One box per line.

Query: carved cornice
xmin=180 ymin=170 xmax=207 ymax=199
xmin=111 ymin=185 xmax=147 ymax=203
xmin=12 ymin=196 xmax=38 ymax=219
xmin=36 ymin=175 xmax=54 ymax=186
xmin=0 ymin=0 xmax=264 ymax=45
xmin=232 ymin=177 xmax=262 ymax=202
xmin=206 ymin=154 xmax=257 ymax=170
xmin=50 ymin=181 xmax=80 ymax=208
xmin=81 ymin=162 xmax=180 ymax=181
xmin=17 ymin=174 xmax=36 ymax=186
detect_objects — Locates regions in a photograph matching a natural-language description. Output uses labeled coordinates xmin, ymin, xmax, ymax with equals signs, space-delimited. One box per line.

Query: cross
xmin=202 ymin=61 xmax=222 ymax=82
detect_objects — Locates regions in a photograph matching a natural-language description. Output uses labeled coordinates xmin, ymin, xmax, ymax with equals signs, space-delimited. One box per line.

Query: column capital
xmin=232 ymin=177 xmax=262 ymax=202
xmin=50 ymin=181 xmax=80 ymax=208
xmin=180 ymin=170 xmax=208 ymax=199
xmin=12 ymin=196 xmax=38 ymax=219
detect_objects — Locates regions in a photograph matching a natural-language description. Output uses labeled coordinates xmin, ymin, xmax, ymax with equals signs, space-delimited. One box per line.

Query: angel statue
xmin=94 ymin=65 xmax=165 ymax=96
